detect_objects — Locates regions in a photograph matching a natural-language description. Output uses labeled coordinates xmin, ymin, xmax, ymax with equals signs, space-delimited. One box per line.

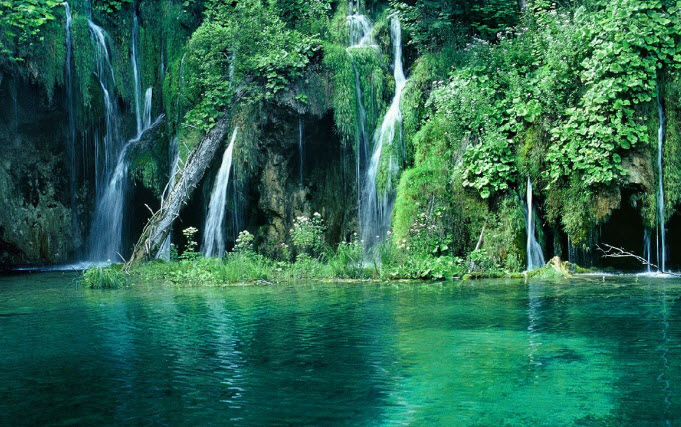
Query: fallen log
xmin=125 ymin=117 xmax=230 ymax=268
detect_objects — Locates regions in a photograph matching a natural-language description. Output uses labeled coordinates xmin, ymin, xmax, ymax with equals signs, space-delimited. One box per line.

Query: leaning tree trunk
xmin=125 ymin=118 xmax=230 ymax=268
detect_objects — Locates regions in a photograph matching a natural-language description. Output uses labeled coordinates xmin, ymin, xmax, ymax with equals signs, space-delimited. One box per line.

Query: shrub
xmin=180 ymin=227 xmax=201 ymax=260
xmin=234 ymin=230 xmax=255 ymax=253
xmin=291 ymin=212 xmax=327 ymax=259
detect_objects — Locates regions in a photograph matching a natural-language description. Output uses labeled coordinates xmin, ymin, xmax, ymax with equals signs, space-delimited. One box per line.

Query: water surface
xmin=1 ymin=273 xmax=680 ymax=425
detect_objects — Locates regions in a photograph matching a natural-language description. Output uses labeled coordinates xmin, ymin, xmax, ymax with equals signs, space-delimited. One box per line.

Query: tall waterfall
xmin=526 ymin=177 xmax=545 ymax=271
xmin=203 ymin=128 xmax=239 ymax=258
xmin=87 ymin=17 xmax=154 ymax=261
xmin=87 ymin=20 xmax=119 ymax=198
xmin=64 ymin=2 xmax=81 ymax=245
xmin=656 ymin=87 xmax=667 ymax=272
xmin=346 ymin=10 xmax=374 ymax=227
xmin=360 ymin=16 xmax=407 ymax=250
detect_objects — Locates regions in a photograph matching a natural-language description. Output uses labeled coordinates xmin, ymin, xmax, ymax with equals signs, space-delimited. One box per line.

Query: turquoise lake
xmin=1 ymin=272 xmax=680 ymax=425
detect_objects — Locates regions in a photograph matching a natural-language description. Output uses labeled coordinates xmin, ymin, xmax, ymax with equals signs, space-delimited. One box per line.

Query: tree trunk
xmin=125 ymin=118 xmax=230 ymax=268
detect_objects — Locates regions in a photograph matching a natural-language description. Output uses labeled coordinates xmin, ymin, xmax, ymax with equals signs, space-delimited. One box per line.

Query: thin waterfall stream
xmin=346 ymin=9 xmax=375 ymax=234
xmin=526 ymin=177 xmax=545 ymax=271
xmin=64 ymin=2 xmax=81 ymax=245
xmin=360 ymin=15 xmax=406 ymax=251
xmin=656 ymin=87 xmax=667 ymax=272
xmin=203 ymin=128 xmax=239 ymax=257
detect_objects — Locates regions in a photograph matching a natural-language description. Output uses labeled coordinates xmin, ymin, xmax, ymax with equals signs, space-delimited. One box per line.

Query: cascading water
xmin=87 ymin=20 xmax=119 ymax=197
xmin=526 ymin=177 xmax=546 ymax=271
xmin=656 ymin=87 xmax=667 ymax=272
xmin=345 ymin=10 xmax=374 ymax=224
xmin=88 ymin=146 xmax=132 ymax=261
xmin=644 ymin=229 xmax=652 ymax=273
xmin=64 ymin=2 xmax=81 ymax=244
xmin=143 ymin=87 xmax=152 ymax=131
xmin=347 ymin=14 xmax=374 ymax=47
xmin=360 ymin=15 xmax=407 ymax=250
xmin=203 ymin=128 xmax=239 ymax=258
xmin=87 ymin=16 xmax=154 ymax=262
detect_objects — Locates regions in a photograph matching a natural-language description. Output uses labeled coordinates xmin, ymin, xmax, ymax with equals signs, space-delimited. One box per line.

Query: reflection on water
xmin=1 ymin=273 xmax=680 ymax=424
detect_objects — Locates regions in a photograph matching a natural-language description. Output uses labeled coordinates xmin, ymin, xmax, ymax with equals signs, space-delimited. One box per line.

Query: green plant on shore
xmin=328 ymin=233 xmax=366 ymax=278
xmin=291 ymin=212 xmax=327 ymax=260
xmin=180 ymin=227 xmax=201 ymax=261
xmin=82 ymin=265 xmax=129 ymax=289
xmin=234 ymin=230 xmax=255 ymax=254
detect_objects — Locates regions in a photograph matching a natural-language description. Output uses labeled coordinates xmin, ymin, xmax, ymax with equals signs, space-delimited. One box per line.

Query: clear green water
xmin=1 ymin=273 xmax=680 ymax=425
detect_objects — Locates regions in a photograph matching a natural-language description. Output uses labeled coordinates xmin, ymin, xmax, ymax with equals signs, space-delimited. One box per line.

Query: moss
xmin=393 ymin=166 xmax=487 ymax=257
xmin=130 ymin=150 xmax=162 ymax=196
xmin=663 ymin=76 xmax=681 ymax=220
xmin=483 ymin=196 xmax=526 ymax=271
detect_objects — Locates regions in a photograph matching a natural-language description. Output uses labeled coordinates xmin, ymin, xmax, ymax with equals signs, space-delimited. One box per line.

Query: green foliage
xmin=234 ymin=230 xmax=255 ymax=253
xmin=181 ymin=0 xmax=321 ymax=131
xmin=291 ymin=212 xmax=327 ymax=258
xmin=461 ymin=130 xmax=516 ymax=199
xmin=0 ymin=0 xmax=59 ymax=61
xmin=548 ymin=0 xmax=681 ymax=187
xmin=95 ymin=0 xmax=132 ymax=15
xmin=327 ymin=234 xmax=367 ymax=278
xmin=180 ymin=227 xmax=201 ymax=260
xmin=137 ymin=253 xmax=272 ymax=286
xmin=390 ymin=0 xmax=519 ymax=53
xmin=130 ymin=150 xmax=162 ymax=196
xmin=82 ymin=265 xmax=129 ymax=289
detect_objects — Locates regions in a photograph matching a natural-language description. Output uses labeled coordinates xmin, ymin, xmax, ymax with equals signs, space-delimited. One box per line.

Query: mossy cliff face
xmin=253 ymin=109 xmax=352 ymax=259
xmin=0 ymin=77 xmax=74 ymax=266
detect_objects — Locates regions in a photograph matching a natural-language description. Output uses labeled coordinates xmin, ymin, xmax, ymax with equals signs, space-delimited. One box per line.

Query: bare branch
xmin=596 ymin=243 xmax=680 ymax=276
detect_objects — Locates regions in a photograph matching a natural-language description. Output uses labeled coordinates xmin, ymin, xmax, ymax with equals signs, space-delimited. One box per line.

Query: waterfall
xmin=347 ymin=14 xmax=374 ymax=47
xmin=298 ymin=118 xmax=304 ymax=186
xmin=64 ymin=2 xmax=81 ymax=245
xmin=360 ymin=16 xmax=407 ymax=250
xmin=656 ymin=87 xmax=667 ymax=272
xmin=345 ymin=10 xmax=374 ymax=222
xmin=203 ymin=128 xmax=239 ymax=257
xmin=87 ymin=20 xmax=119 ymax=198
xmin=644 ymin=229 xmax=652 ymax=273
xmin=88 ymin=146 xmax=132 ymax=261
xmin=526 ymin=177 xmax=546 ymax=270
xmin=143 ymin=87 xmax=153 ymax=131
xmin=351 ymin=62 xmax=370 ymax=224
xmin=131 ymin=11 xmax=143 ymax=136
xmin=87 ymin=17 xmax=154 ymax=262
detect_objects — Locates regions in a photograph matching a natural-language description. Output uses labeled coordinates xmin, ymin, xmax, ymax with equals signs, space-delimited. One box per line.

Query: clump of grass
xmin=82 ymin=265 xmax=130 ymax=289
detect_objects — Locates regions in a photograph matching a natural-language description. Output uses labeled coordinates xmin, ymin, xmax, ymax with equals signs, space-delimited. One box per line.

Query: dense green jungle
xmin=2 ymin=0 xmax=681 ymax=284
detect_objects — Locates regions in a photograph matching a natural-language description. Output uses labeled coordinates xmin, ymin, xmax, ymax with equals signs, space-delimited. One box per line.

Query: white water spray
xmin=360 ymin=16 xmax=407 ymax=250
xmin=64 ymin=2 xmax=81 ymax=244
xmin=203 ymin=128 xmax=239 ymax=257
xmin=656 ymin=87 xmax=667 ymax=272
xmin=526 ymin=177 xmax=545 ymax=271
